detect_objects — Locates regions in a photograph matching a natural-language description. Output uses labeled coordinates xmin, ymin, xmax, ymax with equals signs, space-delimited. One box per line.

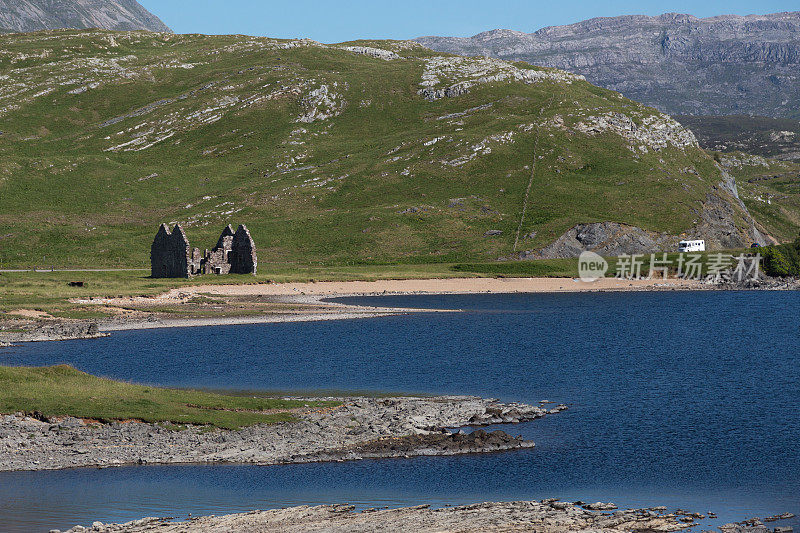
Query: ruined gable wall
xmin=202 ymin=226 xmax=234 ymax=275
xmin=230 ymin=225 xmax=257 ymax=275
xmin=151 ymin=223 xmax=257 ymax=277
xmin=150 ymin=224 xmax=191 ymax=278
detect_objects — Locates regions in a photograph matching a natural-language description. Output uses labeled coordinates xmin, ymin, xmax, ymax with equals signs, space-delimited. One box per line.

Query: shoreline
xmin=0 ymin=276 xmax=706 ymax=345
xmin=59 ymin=501 xmax=698 ymax=533
xmin=165 ymin=276 xmax=703 ymax=298
xmin=2 ymin=275 xmax=795 ymax=345
xmin=0 ymin=396 xmax=565 ymax=473
xmin=97 ymin=309 xmax=413 ymax=333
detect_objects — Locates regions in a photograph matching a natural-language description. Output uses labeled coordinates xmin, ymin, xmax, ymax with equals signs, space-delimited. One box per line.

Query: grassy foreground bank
xmin=0 ymin=365 xmax=337 ymax=430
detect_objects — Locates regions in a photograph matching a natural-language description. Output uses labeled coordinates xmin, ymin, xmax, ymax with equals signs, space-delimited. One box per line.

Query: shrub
xmin=760 ymin=234 xmax=800 ymax=277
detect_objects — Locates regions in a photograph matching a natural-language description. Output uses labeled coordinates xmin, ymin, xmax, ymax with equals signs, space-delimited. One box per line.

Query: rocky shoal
xmin=57 ymin=500 xmax=710 ymax=532
xmin=0 ymin=396 xmax=566 ymax=471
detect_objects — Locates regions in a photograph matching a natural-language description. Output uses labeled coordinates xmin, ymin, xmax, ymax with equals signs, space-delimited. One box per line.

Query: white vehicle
xmin=678 ymin=240 xmax=706 ymax=252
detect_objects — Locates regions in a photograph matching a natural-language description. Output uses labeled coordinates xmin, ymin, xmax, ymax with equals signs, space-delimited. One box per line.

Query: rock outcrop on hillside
xmin=0 ymin=0 xmax=171 ymax=33
xmin=417 ymin=12 xmax=800 ymax=118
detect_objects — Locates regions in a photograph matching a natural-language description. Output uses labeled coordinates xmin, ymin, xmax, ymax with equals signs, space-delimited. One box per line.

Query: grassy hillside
xmin=0 ymin=365 xmax=336 ymax=429
xmin=0 ymin=30 xmax=765 ymax=268
xmin=718 ymin=152 xmax=800 ymax=242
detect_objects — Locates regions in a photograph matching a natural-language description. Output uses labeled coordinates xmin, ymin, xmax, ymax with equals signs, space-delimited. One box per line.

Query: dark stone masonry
xmin=150 ymin=224 xmax=257 ymax=278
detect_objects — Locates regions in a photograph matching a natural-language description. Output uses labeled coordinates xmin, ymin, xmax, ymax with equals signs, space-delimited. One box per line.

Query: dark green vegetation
xmin=0 ymin=30 xmax=766 ymax=268
xmin=0 ymin=365 xmax=336 ymax=429
xmin=676 ymin=115 xmax=800 ymax=160
xmin=761 ymin=236 xmax=800 ymax=277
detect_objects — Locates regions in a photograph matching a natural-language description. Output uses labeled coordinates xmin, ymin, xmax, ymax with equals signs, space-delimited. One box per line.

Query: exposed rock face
xmin=340 ymin=46 xmax=400 ymax=61
xmin=418 ymin=55 xmax=584 ymax=101
xmin=0 ymin=0 xmax=172 ymax=33
xmin=417 ymin=12 xmax=800 ymax=118
xmin=530 ymin=222 xmax=678 ymax=259
xmin=531 ymin=185 xmax=770 ymax=259
xmin=693 ymin=194 xmax=766 ymax=249
xmin=574 ymin=112 xmax=698 ymax=152
xmin=297 ymin=83 xmax=347 ymax=123
xmin=65 ymin=501 xmax=693 ymax=533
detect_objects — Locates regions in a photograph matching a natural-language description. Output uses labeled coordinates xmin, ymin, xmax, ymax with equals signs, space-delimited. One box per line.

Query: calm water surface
xmin=0 ymin=291 xmax=798 ymax=532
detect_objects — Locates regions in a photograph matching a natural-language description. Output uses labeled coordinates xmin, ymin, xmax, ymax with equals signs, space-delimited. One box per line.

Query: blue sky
xmin=139 ymin=0 xmax=798 ymax=42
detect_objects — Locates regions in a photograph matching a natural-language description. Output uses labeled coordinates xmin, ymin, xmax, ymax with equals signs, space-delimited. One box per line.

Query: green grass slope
xmin=720 ymin=153 xmax=800 ymax=241
xmin=0 ymin=365 xmax=336 ymax=429
xmin=0 ymin=30 xmax=765 ymax=268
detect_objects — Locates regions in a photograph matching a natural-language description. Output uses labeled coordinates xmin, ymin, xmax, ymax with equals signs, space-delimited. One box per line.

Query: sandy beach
xmin=166 ymin=276 xmax=701 ymax=299
xmin=87 ymin=277 xmax=700 ymax=334
xmin=0 ymin=277 xmax=702 ymax=343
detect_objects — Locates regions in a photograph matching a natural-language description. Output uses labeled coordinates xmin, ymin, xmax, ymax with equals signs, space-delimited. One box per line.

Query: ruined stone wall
xmin=189 ymin=247 xmax=202 ymax=276
xmin=202 ymin=248 xmax=231 ymax=275
xmin=150 ymin=224 xmax=191 ymax=278
xmin=214 ymin=225 xmax=235 ymax=251
xmin=230 ymin=225 xmax=257 ymax=275
xmin=151 ymin=223 xmax=256 ymax=278
xmin=202 ymin=225 xmax=234 ymax=275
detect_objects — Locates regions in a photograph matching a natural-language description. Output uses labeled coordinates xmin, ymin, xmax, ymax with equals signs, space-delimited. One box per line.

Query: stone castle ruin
xmin=151 ymin=224 xmax=257 ymax=278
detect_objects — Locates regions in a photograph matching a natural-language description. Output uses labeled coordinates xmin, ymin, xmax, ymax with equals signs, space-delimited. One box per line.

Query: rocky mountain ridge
xmin=676 ymin=115 xmax=800 ymax=160
xmin=0 ymin=0 xmax=171 ymax=33
xmin=417 ymin=12 xmax=800 ymax=119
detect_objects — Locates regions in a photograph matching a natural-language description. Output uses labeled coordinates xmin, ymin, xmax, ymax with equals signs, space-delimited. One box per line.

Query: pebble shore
xmin=56 ymin=500 xmax=697 ymax=532
xmin=0 ymin=396 xmax=566 ymax=472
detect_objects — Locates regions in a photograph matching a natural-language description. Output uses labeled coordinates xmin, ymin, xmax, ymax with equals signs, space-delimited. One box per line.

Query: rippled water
xmin=0 ymin=291 xmax=798 ymax=532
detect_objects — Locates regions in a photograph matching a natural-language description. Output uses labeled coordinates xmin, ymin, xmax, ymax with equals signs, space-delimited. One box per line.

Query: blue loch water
xmin=0 ymin=291 xmax=798 ymax=532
